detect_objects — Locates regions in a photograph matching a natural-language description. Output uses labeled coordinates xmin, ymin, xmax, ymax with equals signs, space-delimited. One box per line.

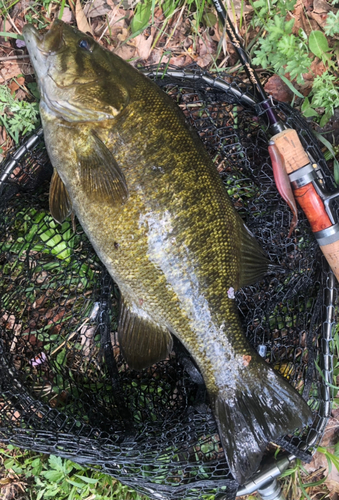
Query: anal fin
xmin=118 ymin=299 xmax=173 ymax=371
xmin=238 ymin=223 xmax=276 ymax=287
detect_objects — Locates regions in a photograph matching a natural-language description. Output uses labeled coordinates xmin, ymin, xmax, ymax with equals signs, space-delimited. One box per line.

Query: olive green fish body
xmin=23 ymin=21 xmax=312 ymax=485
xmin=41 ymin=80 xmax=247 ymax=389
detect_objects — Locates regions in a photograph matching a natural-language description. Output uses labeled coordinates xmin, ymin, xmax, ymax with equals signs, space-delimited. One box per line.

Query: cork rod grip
xmin=271 ymin=128 xmax=339 ymax=281
xmin=319 ymin=242 xmax=339 ymax=279
xmin=270 ymin=129 xmax=309 ymax=174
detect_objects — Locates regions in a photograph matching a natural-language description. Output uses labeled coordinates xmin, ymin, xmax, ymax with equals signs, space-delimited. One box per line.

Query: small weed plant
xmin=1 ymin=444 xmax=147 ymax=500
xmin=251 ymin=0 xmax=339 ymax=126
xmin=0 ymin=84 xmax=40 ymax=144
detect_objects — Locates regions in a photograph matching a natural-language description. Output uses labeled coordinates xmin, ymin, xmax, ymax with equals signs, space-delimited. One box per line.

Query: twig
xmin=0 ymin=55 xmax=30 ymax=62
xmin=6 ymin=15 xmax=20 ymax=35
xmin=50 ymin=317 xmax=90 ymax=357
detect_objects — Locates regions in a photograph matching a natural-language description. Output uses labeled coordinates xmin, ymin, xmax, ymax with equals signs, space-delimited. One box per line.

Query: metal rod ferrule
xmin=314 ymin=223 xmax=339 ymax=246
xmin=289 ymin=163 xmax=316 ymax=188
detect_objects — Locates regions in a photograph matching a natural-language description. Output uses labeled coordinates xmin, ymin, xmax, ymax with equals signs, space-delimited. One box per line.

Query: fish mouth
xmin=23 ymin=20 xmax=65 ymax=55
xmin=22 ymin=24 xmax=43 ymax=48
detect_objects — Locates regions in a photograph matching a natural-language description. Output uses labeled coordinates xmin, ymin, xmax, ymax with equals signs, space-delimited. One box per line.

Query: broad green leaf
xmin=66 ymin=479 xmax=86 ymax=488
xmin=301 ymin=99 xmax=319 ymax=119
xmin=42 ymin=470 xmax=64 ymax=482
xmin=309 ymin=30 xmax=330 ymax=58
xmin=130 ymin=1 xmax=152 ymax=34
xmin=48 ymin=455 xmax=63 ymax=471
xmin=319 ymin=110 xmax=332 ymax=127
xmin=74 ymin=474 xmax=99 ymax=484
xmin=303 ymin=107 xmax=319 ymax=118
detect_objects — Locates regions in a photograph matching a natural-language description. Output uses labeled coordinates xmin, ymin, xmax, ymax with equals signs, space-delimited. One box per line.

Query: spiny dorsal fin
xmin=118 ymin=298 xmax=173 ymax=371
xmin=49 ymin=168 xmax=72 ymax=224
xmin=75 ymin=132 xmax=128 ymax=205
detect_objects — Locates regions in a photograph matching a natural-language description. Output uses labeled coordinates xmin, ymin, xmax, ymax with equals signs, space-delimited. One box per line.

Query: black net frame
xmin=0 ymin=65 xmax=336 ymax=499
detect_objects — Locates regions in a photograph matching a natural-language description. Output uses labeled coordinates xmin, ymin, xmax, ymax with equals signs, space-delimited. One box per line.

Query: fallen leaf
xmin=305 ymin=450 xmax=339 ymax=485
xmin=308 ymin=0 xmax=338 ymax=30
xmin=313 ymin=0 xmax=332 ymax=13
xmin=303 ymin=57 xmax=326 ymax=81
xmin=2 ymin=313 xmax=16 ymax=329
xmin=169 ymin=53 xmax=193 ymax=67
xmin=75 ymin=0 xmax=93 ymax=35
xmin=8 ymin=76 xmax=25 ymax=94
xmin=264 ymin=74 xmax=294 ymax=103
xmin=84 ymin=0 xmax=112 ymax=18
xmin=114 ymin=43 xmax=137 ymax=61
xmin=328 ymin=479 xmax=339 ymax=494
xmin=22 ymin=334 xmax=43 ymax=348
xmin=61 ymin=7 xmax=74 ymax=23
xmin=302 ymin=0 xmax=314 ymax=12
xmin=134 ymin=28 xmax=155 ymax=60
xmin=0 ymin=60 xmax=34 ymax=84
xmin=195 ymin=31 xmax=217 ymax=67
xmin=292 ymin=0 xmax=319 ymax=35
xmin=116 ymin=27 xmax=128 ymax=43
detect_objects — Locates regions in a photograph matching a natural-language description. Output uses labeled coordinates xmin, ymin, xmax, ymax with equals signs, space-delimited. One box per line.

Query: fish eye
xmin=79 ymin=39 xmax=92 ymax=52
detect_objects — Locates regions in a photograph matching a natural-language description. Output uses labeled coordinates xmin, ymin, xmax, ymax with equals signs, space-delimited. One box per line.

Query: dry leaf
xmin=8 ymin=76 xmax=25 ymax=94
xmin=99 ymin=6 xmax=128 ymax=42
xmin=169 ymin=54 xmax=193 ymax=67
xmin=196 ymin=32 xmax=217 ymax=67
xmin=75 ymin=0 xmax=93 ymax=35
xmin=303 ymin=57 xmax=326 ymax=81
xmin=0 ymin=60 xmax=34 ymax=84
xmin=61 ymin=7 xmax=74 ymax=23
xmin=308 ymin=0 xmax=338 ymax=30
xmin=313 ymin=0 xmax=332 ymax=14
xmin=84 ymin=0 xmax=112 ymax=18
xmin=116 ymin=27 xmax=129 ymax=42
xmin=302 ymin=0 xmax=314 ymax=12
xmin=264 ymin=74 xmax=293 ymax=103
xmin=114 ymin=44 xmax=137 ymax=61
xmin=134 ymin=28 xmax=155 ymax=60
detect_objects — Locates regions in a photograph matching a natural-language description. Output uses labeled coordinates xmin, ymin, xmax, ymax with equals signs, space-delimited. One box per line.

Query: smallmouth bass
xmin=23 ymin=20 xmax=312 ymax=485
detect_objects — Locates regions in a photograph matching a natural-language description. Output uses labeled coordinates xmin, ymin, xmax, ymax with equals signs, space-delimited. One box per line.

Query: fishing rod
xmin=212 ymin=0 xmax=339 ymax=282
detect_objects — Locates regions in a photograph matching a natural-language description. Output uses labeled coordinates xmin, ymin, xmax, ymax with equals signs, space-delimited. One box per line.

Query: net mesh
xmin=0 ymin=66 xmax=336 ymax=499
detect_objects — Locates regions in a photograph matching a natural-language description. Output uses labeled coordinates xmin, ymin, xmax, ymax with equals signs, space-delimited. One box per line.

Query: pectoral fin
xmin=118 ymin=299 xmax=173 ymax=371
xmin=75 ymin=132 xmax=128 ymax=205
xmin=49 ymin=168 xmax=72 ymax=224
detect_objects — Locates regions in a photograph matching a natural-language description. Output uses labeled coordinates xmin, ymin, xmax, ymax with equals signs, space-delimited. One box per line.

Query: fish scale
xmin=23 ymin=19 xmax=313 ymax=486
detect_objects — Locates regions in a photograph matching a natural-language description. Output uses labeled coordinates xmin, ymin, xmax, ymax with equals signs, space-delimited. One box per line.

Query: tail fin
xmin=210 ymin=358 xmax=313 ymax=485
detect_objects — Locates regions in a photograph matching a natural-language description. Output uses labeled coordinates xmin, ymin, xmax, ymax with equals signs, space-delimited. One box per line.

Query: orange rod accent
xmin=293 ymin=183 xmax=332 ymax=232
